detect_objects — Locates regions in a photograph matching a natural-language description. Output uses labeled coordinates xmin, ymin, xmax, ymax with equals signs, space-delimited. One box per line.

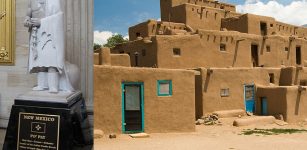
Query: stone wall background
xmin=0 ymin=0 xmax=93 ymax=128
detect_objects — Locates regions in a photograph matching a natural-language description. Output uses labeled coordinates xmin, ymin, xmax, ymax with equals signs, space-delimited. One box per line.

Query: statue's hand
xmin=24 ymin=16 xmax=32 ymax=27
xmin=30 ymin=18 xmax=41 ymax=27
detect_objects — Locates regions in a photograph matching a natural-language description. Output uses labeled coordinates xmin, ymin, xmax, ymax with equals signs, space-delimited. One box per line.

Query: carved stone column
xmin=63 ymin=0 xmax=93 ymax=108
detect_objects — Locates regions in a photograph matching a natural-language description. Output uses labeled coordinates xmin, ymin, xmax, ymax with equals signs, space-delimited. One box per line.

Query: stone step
xmin=129 ymin=133 xmax=150 ymax=138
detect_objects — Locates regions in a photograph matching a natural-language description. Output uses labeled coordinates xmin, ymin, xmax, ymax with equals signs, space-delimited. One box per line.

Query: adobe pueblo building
xmin=94 ymin=0 xmax=307 ymax=134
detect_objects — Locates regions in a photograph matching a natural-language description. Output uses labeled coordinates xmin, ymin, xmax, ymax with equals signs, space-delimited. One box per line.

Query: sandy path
xmin=95 ymin=122 xmax=307 ymax=150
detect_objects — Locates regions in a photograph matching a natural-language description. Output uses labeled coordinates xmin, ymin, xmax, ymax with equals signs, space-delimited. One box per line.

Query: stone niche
xmin=0 ymin=0 xmax=93 ymax=128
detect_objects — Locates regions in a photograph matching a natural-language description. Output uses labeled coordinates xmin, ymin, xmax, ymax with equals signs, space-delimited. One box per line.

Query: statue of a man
xmin=24 ymin=0 xmax=78 ymax=93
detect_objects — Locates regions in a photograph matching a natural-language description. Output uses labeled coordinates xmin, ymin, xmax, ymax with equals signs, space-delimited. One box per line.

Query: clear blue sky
xmin=94 ymin=0 xmax=294 ymax=35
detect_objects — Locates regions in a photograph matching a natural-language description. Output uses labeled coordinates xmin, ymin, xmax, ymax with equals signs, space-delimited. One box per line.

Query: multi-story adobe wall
xmin=94 ymin=65 xmax=196 ymax=133
xmin=195 ymin=68 xmax=278 ymax=118
xmin=295 ymin=27 xmax=307 ymax=38
xmin=256 ymin=86 xmax=307 ymax=123
xmin=160 ymin=0 xmax=236 ymax=21
xmin=113 ymin=39 xmax=158 ymax=67
xmin=129 ymin=20 xmax=190 ymax=41
xmin=279 ymin=67 xmax=307 ymax=86
xmin=94 ymin=48 xmax=131 ymax=66
xmin=222 ymin=14 xmax=276 ymax=36
xmin=114 ymin=30 xmax=307 ymax=69
xmin=170 ymin=3 xmax=240 ymax=31
xmin=222 ymin=14 xmax=307 ymax=38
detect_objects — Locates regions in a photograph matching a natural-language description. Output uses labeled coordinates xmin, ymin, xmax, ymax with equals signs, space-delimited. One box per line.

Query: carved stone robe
xmin=28 ymin=0 xmax=64 ymax=74
xmin=28 ymin=0 xmax=76 ymax=92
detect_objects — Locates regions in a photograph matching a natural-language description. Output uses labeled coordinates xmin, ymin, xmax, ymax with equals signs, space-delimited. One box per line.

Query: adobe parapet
xmin=161 ymin=0 xmax=236 ymax=21
xmin=222 ymin=13 xmax=307 ymax=38
xmin=129 ymin=19 xmax=193 ymax=41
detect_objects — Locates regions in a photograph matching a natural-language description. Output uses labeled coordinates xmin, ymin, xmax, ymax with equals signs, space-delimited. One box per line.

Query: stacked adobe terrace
xmin=114 ymin=0 xmax=307 ymax=68
xmin=94 ymin=0 xmax=307 ymax=134
xmin=112 ymin=0 xmax=307 ymax=120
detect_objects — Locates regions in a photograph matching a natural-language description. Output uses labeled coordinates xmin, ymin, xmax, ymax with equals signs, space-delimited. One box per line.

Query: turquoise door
xmin=122 ymin=82 xmax=144 ymax=133
xmin=244 ymin=85 xmax=255 ymax=113
xmin=261 ymin=97 xmax=268 ymax=115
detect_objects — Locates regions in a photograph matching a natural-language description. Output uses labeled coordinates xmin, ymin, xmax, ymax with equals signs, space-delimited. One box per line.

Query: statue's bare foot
xmin=33 ymin=86 xmax=46 ymax=91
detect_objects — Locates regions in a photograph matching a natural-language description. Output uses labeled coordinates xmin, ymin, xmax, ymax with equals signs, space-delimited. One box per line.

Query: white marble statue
xmin=24 ymin=0 xmax=79 ymax=93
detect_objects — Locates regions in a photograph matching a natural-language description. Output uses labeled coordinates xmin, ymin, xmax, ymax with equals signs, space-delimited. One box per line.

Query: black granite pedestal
xmin=2 ymin=91 xmax=93 ymax=150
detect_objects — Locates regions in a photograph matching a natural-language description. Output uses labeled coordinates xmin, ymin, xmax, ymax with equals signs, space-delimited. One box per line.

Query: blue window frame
xmin=157 ymin=80 xmax=172 ymax=96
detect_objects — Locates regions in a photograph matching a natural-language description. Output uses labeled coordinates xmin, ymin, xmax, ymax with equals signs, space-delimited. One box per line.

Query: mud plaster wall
xmin=285 ymin=87 xmax=307 ymax=122
xmin=198 ymin=68 xmax=272 ymax=115
xmin=113 ymin=39 xmax=158 ymax=67
xmin=246 ymin=14 xmax=276 ymax=36
xmin=110 ymin=54 xmax=131 ymax=67
xmin=129 ymin=20 xmax=186 ymax=41
xmin=170 ymin=4 xmax=233 ymax=31
xmin=117 ymin=30 xmax=307 ymax=69
xmin=221 ymin=15 xmax=248 ymax=33
xmin=296 ymin=27 xmax=307 ymax=38
xmin=280 ymin=67 xmax=295 ymax=86
xmin=93 ymin=52 xmax=130 ymax=67
xmin=223 ymin=13 xmax=307 ymax=38
xmin=94 ymin=66 xmax=195 ymax=133
xmin=256 ymin=87 xmax=287 ymax=118
xmin=280 ymin=67 xmax=307 ymax=86
xmin=156 ymin=35 xmax=206 ymax=68
xmin=160 ymin=0 xmax=236 ymax=21
xmin=257 ymin=86 xmax=307 ymax=123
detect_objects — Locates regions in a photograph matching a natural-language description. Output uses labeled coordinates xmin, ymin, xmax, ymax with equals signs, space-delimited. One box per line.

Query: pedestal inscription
xmin=17 ymin=113 xmax=60 ymax=150
xmin=3 ymin=91 xmax=93 ymax=150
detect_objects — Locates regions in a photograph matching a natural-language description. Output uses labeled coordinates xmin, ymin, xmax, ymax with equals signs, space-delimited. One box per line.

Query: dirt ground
xmin=94 ymin=118 xmax=307 ymax=150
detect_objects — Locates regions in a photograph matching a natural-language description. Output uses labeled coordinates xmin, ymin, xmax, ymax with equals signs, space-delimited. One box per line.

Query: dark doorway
xmin=122 ymin=83 xmax=144 ymax=133
xmin=269 ymin=73 xmax=275 ymax=84
xmin=296 ymin=46 xmax=301 ymax=65
xmin=260 ymin=22 xmax=267 ymax=36
xmin=251 ymin=45 xmax=259 ymax=67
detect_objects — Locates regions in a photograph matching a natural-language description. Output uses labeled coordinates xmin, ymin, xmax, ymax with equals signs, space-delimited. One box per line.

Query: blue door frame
xmin=261 ymin=97 xmax=268 ymax=116
xmin=121 ymin=82 xmax=144 ymax=133
xmin=244 ymin=84 xmax=255 ymax=113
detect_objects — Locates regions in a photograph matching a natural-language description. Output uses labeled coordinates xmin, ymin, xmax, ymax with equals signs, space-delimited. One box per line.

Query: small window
xmin=119 ymin=51 xmax=125 ymax=54
xmin=142 ymin=49 xmax=146 ymax=56
xmin=285 ymin=47 xmax=289 ymax=52
xmin=215 ymin=13 xmax=218 ymax=20
xmin=220 ymin=88 xmax=230 ymax=97
xmin=173 ymin=48 xmax=181 ymax=56
xmin=266 ymin=46 xmax=271 ymax=52
xmin=270 ymin=24 xmax=273 ymax=27
xmin=136 ymin=32 xmax=141 ymax=37
xmin=269 ymin=73 xmax=275 ymax=83
xmin=220 ymin=44 xmax=226 ymax=52
xmin=157 ymin=80 xmax=172 ymax=96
